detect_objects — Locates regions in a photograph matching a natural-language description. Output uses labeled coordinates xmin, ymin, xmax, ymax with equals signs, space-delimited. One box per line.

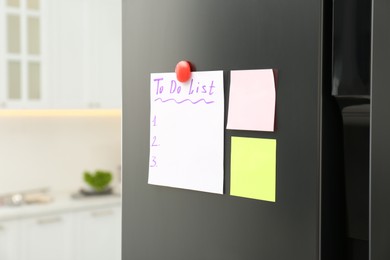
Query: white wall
xmin=0 ymin=112 xmax=121 ymax=194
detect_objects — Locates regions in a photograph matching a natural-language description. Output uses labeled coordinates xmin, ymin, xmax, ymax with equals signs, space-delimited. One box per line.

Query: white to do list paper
xmin=148 ymin=71 xmax=224 ymax=194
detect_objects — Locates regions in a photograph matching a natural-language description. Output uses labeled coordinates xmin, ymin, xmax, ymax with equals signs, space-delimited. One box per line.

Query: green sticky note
xmin=230 ymin=137 xmax=276 ymax=202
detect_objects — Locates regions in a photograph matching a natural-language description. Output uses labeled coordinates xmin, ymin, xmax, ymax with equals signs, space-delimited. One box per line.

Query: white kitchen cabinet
xmin=0 ymin=0 xmax=46 ymax=109
xmin=83 ymin=0 xmax=122 ymax=109
xmin=0 ymin=196 xmax=121 ymax=260
xmin=75 ymin=206 xmax=121 ymax=260
xmin=0 ymin=220 xmax=21 ymax=260
xmin=44 ymin=0 xmax=86 ymax=109
xmin=20 ymin=212 xmax=74 ymax=260
xmin=0 ymin=0 xmax=121 ymax=109
xmin=45 ymin=0 xmax=121 ymax=109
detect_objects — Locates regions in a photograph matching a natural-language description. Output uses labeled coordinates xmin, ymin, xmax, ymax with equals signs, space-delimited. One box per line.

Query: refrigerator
xmin=121 ymin=0 xmax=376 ymax=259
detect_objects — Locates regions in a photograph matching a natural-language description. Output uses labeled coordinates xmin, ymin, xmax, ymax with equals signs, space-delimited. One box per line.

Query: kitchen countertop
xmin=0 ymin=191 xmax=121 ymax=221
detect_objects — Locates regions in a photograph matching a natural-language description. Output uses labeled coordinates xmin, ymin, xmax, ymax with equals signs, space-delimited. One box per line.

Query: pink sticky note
xmin=227 ymin=69 xmax=276 ymax=132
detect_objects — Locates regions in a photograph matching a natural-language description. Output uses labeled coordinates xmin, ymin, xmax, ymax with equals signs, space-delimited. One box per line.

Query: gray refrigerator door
xmin=123 ymin=0 xmax=326 ymax=259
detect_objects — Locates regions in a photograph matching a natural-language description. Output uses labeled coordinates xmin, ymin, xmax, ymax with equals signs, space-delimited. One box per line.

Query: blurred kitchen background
xmin=0 ymin=0 xmax=122 ymax=259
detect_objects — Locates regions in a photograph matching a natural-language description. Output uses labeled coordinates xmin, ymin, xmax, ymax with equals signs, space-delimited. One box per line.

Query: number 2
xmin=151 ymin=136 xmax=159 ymax=146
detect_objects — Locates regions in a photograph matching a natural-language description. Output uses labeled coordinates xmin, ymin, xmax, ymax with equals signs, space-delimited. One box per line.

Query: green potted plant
xmin=82 ymin=170 xmax=113 ymax=195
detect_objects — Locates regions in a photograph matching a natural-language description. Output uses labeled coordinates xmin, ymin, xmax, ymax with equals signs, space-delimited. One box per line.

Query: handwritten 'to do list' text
xmin=153 ymin=76 xmax=217 ymax=105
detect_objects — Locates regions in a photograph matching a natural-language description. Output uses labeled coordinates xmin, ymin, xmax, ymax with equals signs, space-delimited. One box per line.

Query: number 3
xmin=150 ymin=156 xmax=157 ymax=167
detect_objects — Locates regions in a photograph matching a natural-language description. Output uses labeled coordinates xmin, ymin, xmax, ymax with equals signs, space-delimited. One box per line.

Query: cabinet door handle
xmin=37 ymin=216 xmax=62 ymax=225
xmin=91 ymin=209 xmax=114 ymax=218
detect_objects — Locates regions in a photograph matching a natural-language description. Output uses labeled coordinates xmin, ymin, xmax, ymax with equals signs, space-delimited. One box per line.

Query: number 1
xmin=152 ymin=115 xmax=157 ymax=126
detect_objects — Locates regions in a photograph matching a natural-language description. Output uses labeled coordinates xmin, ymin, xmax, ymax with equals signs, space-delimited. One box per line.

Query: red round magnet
xmin=175 ymin=61 xmax=192 ymax=83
